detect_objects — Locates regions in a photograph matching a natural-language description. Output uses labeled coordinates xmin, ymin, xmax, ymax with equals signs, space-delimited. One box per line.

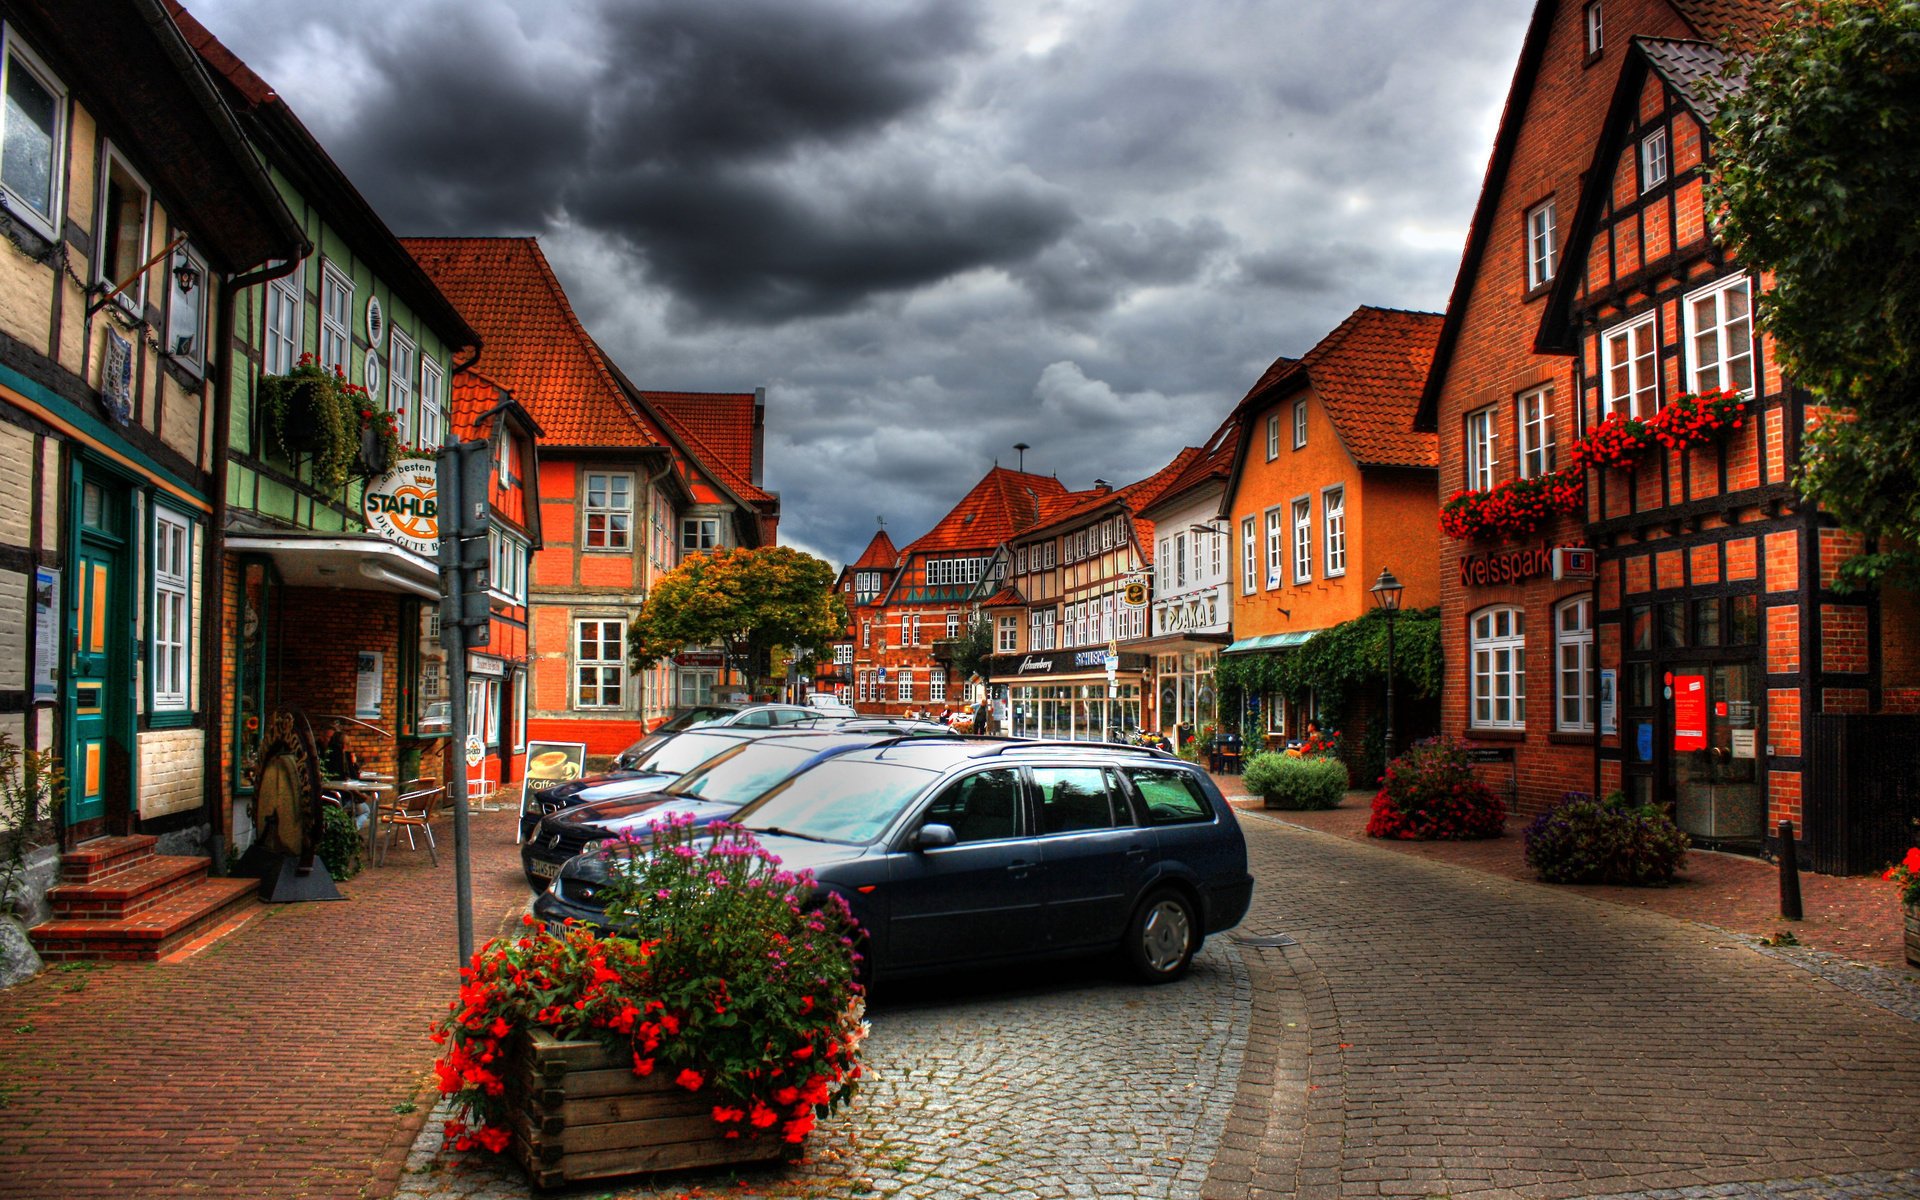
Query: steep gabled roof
xmin=1415 ymin=0 xmax=1786 ymax=429
xmin=1021 ymin=447 xmax=1205 ymax=540
xmin=1139 ymin=413 xmax=1240 ymax=519
xmin=904 ymin=468 xmax=1070 ymax=556
xmin=1235 ymin=306 xmax=1442 ymax=470
xmin=403 ymin=237 xmax=656 ymax=448
xmin=851 ymin=530 xmax=901 ymax=570
xmin=642 ymin=391 xmax=773 ymax=504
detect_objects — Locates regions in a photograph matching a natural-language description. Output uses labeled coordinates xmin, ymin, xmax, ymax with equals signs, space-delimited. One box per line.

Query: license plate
xmin=530 ymin=858 xmax=561 ymax=880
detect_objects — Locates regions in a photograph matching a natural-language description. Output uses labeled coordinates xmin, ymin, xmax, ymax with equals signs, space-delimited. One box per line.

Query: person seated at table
xmin=322 ymin=721 xmax=361 ymax=781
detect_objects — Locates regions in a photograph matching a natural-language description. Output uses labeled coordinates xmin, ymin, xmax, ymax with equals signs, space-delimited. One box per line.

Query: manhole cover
xmin=1230 ymin=933 xmax=1297 ymax=948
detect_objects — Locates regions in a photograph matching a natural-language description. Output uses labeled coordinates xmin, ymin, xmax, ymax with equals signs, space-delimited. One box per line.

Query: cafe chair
xmin=379 ymin=779 xmax=447 ymax=866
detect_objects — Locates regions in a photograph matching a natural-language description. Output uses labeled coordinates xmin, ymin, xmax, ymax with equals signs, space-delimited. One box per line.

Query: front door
xmin=66 ymin=472 xmax=132 ymax=836
xmin=1663 ymin=661 xmax=1764 ymax=846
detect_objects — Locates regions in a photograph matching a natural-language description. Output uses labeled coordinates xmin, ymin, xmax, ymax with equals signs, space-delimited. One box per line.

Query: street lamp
xmin=1370 ymin=568 xmax=1403 ymax=760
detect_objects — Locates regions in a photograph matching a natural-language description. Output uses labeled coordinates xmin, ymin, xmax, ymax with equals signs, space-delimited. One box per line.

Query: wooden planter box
xmin=1905 ymin=902 xmax=1920 ymax=970
xmin=507 ymin=1028 xmax=793 ymax=1190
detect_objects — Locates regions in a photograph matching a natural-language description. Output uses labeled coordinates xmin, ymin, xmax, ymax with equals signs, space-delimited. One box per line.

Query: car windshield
xmin=664 ymin=743 xmax=825 ymax=805
xmin=734 ymin=759 xmax=933 ymax=844
xmin=625 ymin=732 xmax=742 ymax=777
xmin=665 ymin=706 xmax=739 ymax=731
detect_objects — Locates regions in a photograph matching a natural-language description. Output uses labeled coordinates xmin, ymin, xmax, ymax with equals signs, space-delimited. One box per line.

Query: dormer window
xmin=1526 ymin=199 xmax=1558 ymax=290
xmin=1640 ymin=128 xmax=1669 ymax=191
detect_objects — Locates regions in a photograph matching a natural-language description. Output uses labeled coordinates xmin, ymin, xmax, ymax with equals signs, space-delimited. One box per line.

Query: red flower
xmin=675 ymin=1068 xmax=704 ymax=1091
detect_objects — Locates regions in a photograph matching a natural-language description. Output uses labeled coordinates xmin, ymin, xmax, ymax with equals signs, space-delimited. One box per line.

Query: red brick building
xmin=1419 ymin=0 xmax=1920 ymax=868
xmin=821 ymin=530 xmax=901 ymax=706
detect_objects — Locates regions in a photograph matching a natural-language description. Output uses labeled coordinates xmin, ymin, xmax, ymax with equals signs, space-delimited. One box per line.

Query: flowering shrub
xmin=1884 ymin=846 xmax=1920 ymax=906
xmin=257 ymin=352 xmax=408 ymax=489
xmin=1439 ymin=468 xmax=1585 ymax=541
xmin=1566 ymin=411 xmax=1656 ymax=473
xmin=431 ymin=815 xmax=866 ymax=1155
xmin=1522 ymin=792 xmax=1689 ymax=885
xmin=1365 ymin=738 xmax=1506 ymax=840
xmin=1243 ymin=752 xmax=1348 ymax=810
xmin=1287 ymin=728 xmax=1342 ymax=760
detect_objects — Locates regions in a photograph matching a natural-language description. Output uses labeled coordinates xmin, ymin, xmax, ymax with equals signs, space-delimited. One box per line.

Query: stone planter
xmin=507 ymin=1028 xmax=793 ymax=1189
xmin=1905 ymin=901 xmax=1920 ymax=969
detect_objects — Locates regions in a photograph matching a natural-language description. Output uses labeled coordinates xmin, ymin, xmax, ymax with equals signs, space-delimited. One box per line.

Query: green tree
xmin=947 ymin=612 xmax=995 ymax=682
xmin=1707 ymin=0 xmax=1920 ymax=586
xmin=629 ymin=546 xmax=848 ymax=683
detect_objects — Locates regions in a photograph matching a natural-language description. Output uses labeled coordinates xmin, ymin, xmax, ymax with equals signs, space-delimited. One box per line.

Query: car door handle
xmin=1007 ymin=859 xmax=1038 ymax=878
xmin=1126 ymin=845 xmax=1148 ymax=863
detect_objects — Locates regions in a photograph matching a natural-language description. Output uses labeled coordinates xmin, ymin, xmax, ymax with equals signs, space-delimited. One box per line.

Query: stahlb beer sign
xmin=1459 ymin=543 xmax=1590 ymax=588
xmin=363 ymin=459 xmax=440 ymax=556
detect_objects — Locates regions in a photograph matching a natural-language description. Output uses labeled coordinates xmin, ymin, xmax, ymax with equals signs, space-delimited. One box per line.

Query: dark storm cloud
xmin=1011 ymin=217 xmax=1232 ymax=315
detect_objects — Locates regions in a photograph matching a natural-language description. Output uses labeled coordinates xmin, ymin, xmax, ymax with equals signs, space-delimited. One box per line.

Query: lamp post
xmin=1370 ymin=568 xmax=1403 ymax=760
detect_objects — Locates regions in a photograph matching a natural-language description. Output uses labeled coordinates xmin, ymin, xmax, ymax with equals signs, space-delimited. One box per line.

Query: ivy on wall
xmin=1214 ymin=606 xmax=1442 ymax=736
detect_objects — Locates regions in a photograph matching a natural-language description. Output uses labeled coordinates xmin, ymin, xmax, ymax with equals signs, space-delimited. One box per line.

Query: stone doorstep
xmin=28 ymin=876 xmax=259 ymax=962
xmin=57 ymin=835 xmax=161 ymax=885
xmin=44 ymin=855 xmax=210 ymax=919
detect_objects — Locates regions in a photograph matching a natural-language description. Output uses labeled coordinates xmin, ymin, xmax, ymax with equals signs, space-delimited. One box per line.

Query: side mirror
xmin=914 ymin=823 xmax=957 ymax=850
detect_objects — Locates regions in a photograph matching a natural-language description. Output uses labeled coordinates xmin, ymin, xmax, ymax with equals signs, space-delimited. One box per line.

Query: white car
xmin=805 ymin=693 xmax=858 ymax=717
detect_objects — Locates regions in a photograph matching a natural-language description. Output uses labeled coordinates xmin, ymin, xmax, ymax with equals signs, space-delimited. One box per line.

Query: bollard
xmin=1778 ymin=818 xmax=1803 ymax=921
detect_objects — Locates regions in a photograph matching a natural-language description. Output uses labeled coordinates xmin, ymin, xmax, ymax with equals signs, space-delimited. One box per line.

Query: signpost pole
xmin=437 ymin=439 xmax=492 ymax=969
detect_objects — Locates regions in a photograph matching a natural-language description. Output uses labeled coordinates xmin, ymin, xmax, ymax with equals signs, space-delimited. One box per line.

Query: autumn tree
xmin=1708 ymin=0 xmax=1920 ymax=586
xmin=628 ymin=546 xmax=848 ymax=684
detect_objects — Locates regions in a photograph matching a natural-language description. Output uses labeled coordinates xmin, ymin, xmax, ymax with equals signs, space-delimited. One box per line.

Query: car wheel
xmin=1125 ymin=888 xmax=1198 ymax=983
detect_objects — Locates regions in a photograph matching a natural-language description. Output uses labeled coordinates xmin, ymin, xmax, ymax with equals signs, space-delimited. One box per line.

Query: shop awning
xmin=226 ymin=534 xmax=438 ymax=599
xmin=1221 ymin=630 xmax=1325 ymax=655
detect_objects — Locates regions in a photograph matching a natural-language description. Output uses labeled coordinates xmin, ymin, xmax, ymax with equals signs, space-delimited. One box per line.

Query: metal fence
xmin=1804 ymin=713 xmax=1920 ymax=875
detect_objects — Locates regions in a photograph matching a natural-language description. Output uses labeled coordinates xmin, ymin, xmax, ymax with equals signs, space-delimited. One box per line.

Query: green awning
xmin=1221 ymin=630 xmax=1324 ymax=655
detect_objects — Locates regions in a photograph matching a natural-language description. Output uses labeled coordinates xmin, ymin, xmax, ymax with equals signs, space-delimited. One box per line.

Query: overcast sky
xmin=191 ymin=0 xmax=1528 ymax=567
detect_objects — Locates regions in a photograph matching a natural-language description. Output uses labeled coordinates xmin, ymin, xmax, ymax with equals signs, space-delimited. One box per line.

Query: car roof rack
xmin=964 ymin=740 xmax=1174 ymax=760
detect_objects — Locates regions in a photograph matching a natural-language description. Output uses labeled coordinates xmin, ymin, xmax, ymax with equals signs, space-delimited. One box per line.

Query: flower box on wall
xmin=508 ymin=1028 xmax=793 ymax=1189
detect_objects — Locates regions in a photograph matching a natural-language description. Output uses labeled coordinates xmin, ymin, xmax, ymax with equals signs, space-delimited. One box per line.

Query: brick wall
xmin=275 ymin=586 xmax=405 ymax=780
xmin=136 ymin=728 xmax=204 ymax=820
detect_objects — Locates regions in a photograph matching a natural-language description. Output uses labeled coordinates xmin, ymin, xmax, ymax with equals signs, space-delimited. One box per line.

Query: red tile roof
xmin=905 ymin=468 xmax=1070 ymax=555
xmin=1140 ymin=414 xmax=1240 ymax=517
xmin=642 ymin=391 xmax=772 ymax=503
xmin=979 ymin=585 xmax=1027 ymax=608
xmin=1238 ymin=306 xmax=1441 ymax=469
xmin=449 ymin=370 xmax=510 ymax=439
xmin=402 ymin=237 xmax=657 ymax=448
xmin=851 ymin=530 xmax=900 ymax=570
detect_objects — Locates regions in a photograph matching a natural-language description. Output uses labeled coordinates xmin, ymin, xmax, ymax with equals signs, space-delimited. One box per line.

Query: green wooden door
xmin=66 ymin=475 xmax=130 ymax=827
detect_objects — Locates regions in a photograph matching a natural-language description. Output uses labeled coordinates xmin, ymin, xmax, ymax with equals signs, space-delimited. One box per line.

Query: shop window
xmin=1526 ymin=198 xmax=1557 ymax=289
xmin=1465 ymin=406 xmax=1497 ymax=491
xmin=96 ymin=145 xmax=151 ymax=315
xmin=388 ymin=330 xmax=416 ymax=447
xmin=151 ymin=507 xmax=193 ymax=713
xmin=319 ymin=262 xmax=353 ymax=373
xmin=1685 ymin=276 xmax=1755 ymax=395
xmin=166 ymin=244 xmax=206 ymax=374
xmin=681 ymin=516 xmax=720 ymax=552
xmin=1602 ymin=314 xmax=1660 ymax=418
xmin=0 ymin=31 xmax=65 ymax=240
xmin=420 ymin=358 xmax=445 ymax=449
xmin=1323 ymin=487 xmax=1346 ymax=577
xmin=1516 ymin=386 xmax=1555 ymax=477
xmin=1555 ymin=597 xmax=1593 ymax=733
xmin=1640 ymin=127 xmax=1669 ymax=191
xmin=574 ymin=619 xmax=626 ymax=709
xmin=585 ymin=473 xmax=634 ymax=551
xmin=1291 ymin=497 xmax=1312 ymax=584
xmin=1470 ymin=606 xmax=1526 ymax=730
xmin=264 ymin=269 xmax=303 ymax=378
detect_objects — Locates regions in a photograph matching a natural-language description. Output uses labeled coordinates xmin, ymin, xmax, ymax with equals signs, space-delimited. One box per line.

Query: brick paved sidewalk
xmin=0 ymin=801 xmax=531 ymax=1200
xmin=1214 ymin=778 xmax=1912 ymax=968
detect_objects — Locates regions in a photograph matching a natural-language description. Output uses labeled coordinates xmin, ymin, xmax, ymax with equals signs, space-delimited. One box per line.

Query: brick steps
xmin=28 ymin=837 xmax=261 ymax=963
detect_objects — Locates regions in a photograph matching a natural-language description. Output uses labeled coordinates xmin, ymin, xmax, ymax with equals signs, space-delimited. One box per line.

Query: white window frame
xmin=151 ymin=507 xmax=192 ymax=711
xmin=95 ymin=142 xmax=152 ymax=316
xmin=946 ymin=610 xmax=960 ymax=639
xmin=584 ymin=472 xmax=634 ymax=552
xmin=488 ymin=528 xmax=528 ymax=604
xmin=320 ymin=262 xmax=354 ymax=374
xmin=574 ymin=618 xmax=627 ymax=710
xmin=929 ymin=668 xmax=946 ymax=704
xmin=1322 ymin=486 xmax=1346 ymax=578
xmin=1157 ymin=539 xmax=1170 ymax=592
xmin=1290 ymin=497 xmax=1312 ymax=584
xmin=998 ymin=615 xmax=1018 ymax=652
xmin=681 ymin=516 xmax=721 ymax=552
xmin=1265 ymin=413 xmax=1279 ymax=460
xmin=1526 ymin=199 xmax=1557 ymax=290
xmin=1585 ymin=0 xmax=1603 ymax=54
xmin=1470 ymin=606 xmax=1527 ymax=730
xmin=1684 ymin=275 xmax=1756 ymax=396
xmin=0 ymin=31 xmax=66 ymax=242
xmin=1555 ymin=596 xmax=1594 ymax=733
xmin=1640 ymin=127 xmax=1669 ymax=191
xmin=1516 ymin=386 xmax=1555 ymax=478
xmin=264 ymin=269 xmax=304 ymax=378
xmin=419 ymin=357 xmax=445 ymax=449
xmin=897 ymin=670 xmax=913 ymax=702
xmin=1292 ymin=397 xmax=1308 ymax=449
xmin=1465 ymin=406 xmax=1497 ymax=491
xmin=1174 ymin=532 xmax=1187 ymax=588
xmin=1264 ymin=507 xmax=1285 ymax=589
xmin=1241 ymin=516 xmax=1256 ymax=595
xmin=388 ymin=328 xmax=416 ymax=447
xmin=166 ymin=243 xmax=207 ymax=375
xmin=1601 ymin=313 xmax=1659 ymax=418
xmin=1206 ymin=522 xmax=1223 ymax=580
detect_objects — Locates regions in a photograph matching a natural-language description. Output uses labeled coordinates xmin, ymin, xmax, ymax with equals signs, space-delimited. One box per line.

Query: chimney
xmin=750 ymin=387 xmax=766 ymax=487
xmin=1093 ymin=478 xmax=1111 ymax=492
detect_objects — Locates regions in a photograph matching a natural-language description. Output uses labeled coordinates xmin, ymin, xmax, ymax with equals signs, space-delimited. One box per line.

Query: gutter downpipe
xmin=204 ymin=253 xmax=303 ymax=875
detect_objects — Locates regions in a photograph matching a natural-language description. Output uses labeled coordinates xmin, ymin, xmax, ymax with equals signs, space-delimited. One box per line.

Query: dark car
xmin=521 ymin=730 xmax=959 ymax=887
xmin=534 ymin=740 xmax=1253 ymax=984
xmin=611 ymin=704 xmax=818 ymax=770
xmin=518 ymin=727 xmax=795 ymax=842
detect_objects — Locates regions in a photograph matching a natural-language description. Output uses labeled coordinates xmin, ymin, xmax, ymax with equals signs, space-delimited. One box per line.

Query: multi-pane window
xmin=1640 ymin=127 xmax=1669 ymax=191
xmin=1264 ymin=508 xmax=1284 ymax=588
xmin=584 ymin=473 xmax=633 ymax=551
xmin=1603 ymin=314 xmax=1659 ymax=417
xmin=926 ymin=557 xmax=986 ymax=586
xmin=1265 ymin=413 xmax=1279 ymax=460
xmin=420 ymin=358 xmax=445 ymax=449
xmin=97 ymin=146 xmax=151 ymax=314
xmin=897 ymin=671 xmax=912 ymax=702
xmin=1585 ymin=0 xmax=1603 ymax=54
xmin=998 ymin=615 xmax=1018 ymax=652
xmin=1556 ymin=597 xmax=1594 ymax=733
xmin=1241 ymin=516 xmax=1256 ymax=594
xmin=1685 ymin=276 xmax=1755 ymax=395
xmin=1015 ymin=547 xmax=1029 ymax=575
xmin=681 ymin=517 xmax=720 ymax=552
xmin=1292 ymin=398 xmax=1308 ymax=449
xmin=1174 ymin=533 xmax=1186 ymax=588
xmin=946 ymin=611 xmax=960 ymax=639
xmin=1470 ymin=607 xmax=1526 ymax=729
xmin=1291 ymin=498 xmax=1312 ymax=584
xmin=152 ymin=509 xmax=191 ymax=711
xmin=1465 ymin=406 xmax=1497 ymax=491
xmin=264 ymin=271 xmax=302 ymax=377
xmin=930 ymin=669 xmax=946 ymax=703
xmin=1323 ymin=487 xmax=1346 ymax=577
xmin=1526 ymin=199 xmax=1557 ymax=289
xmin=0 ymin=34 xmax=65 ymax=240
xmin=1157 ymin=540 xmax=1170 ymax=592
xmin=166 ymin=245 xmax=206 ymax=373
xmin=1516 ymin=386 xmax=1555 ymax=477
xmin=1207 ymin=523 xmax=1223 ymax=579
xmin=489 ymin=529 xmax=528 ymax=604
xmin=834 ymin=644 xmax=853 ymax=665
xmin=388 ymin=330 xmax=416 ymax=446
xmin=320 ymin=263 xmax=353 ymax=373
xmin=574 ymin=619 xmax=626 ymax=709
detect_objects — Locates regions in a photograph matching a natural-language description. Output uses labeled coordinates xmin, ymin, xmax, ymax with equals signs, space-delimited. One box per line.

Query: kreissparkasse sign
xmin=1459 ymin=543 xmax=1590 ymax=588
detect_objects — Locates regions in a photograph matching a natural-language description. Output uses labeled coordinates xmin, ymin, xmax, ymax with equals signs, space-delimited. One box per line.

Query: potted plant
xmin=431 ymin=815 xmax=867 ymax=1188
xmin=1883 ymin=846 xmax=1920 ymax=968
xmin=347 ymin=385 xmax=399 ymax=479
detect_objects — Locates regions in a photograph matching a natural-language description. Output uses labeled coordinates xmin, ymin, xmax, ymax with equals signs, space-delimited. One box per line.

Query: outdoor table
xmin=322 ymin=777 xmax=394 ymax=866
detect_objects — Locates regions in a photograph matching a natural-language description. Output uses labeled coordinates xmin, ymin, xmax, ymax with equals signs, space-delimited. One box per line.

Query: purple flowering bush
xmin=588 ymin=813 xmax=867 ymax=1141
xmin=1522 ymin=791 xmax=1689 ymax=885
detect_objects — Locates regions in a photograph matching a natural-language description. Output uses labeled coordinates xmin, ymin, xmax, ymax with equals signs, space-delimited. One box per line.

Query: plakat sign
xmin=362 ymin=459 xmax=439 ymax=556
xmin=1672 ymin=674 xmax=1708 ymax=751
xmin=519 ymin=740 xmax=587 ymax=843
xmin=355 ymin=651 xmax=384 ymax=719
